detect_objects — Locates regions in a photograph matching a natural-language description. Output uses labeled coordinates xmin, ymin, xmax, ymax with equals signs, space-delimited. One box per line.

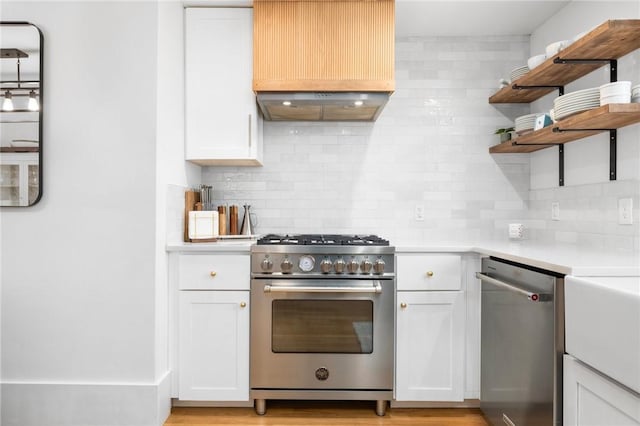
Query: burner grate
xmin=257 ymin=234 xmax=389 ymax=246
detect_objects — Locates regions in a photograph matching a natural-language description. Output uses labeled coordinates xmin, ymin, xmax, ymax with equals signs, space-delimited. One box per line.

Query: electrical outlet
xmin=619 ymin=198 xmax=633 ymax=225
xmin=551 ymin=202 xmax=560 ymax=221
xmin=415 ymin=204 xmax=425 ymax=221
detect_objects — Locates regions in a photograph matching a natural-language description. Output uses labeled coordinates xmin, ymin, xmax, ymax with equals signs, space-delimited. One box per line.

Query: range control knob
xmin=281 ymin=258 xmax=293 ymax=274
xmin=261 ymin=257 xmax=273 ymax=272
xmin=373 ymin=258 xmax=386 ymax=275
xmin=334 ymin=258 xmax=346 ymax=274
xmin=320 ymin=259 xmax=333 ymax=274
xmin=346 ymin=259 xmax=359 ymax=274
xmin=361 ymin=259 xmax=373 ymax=274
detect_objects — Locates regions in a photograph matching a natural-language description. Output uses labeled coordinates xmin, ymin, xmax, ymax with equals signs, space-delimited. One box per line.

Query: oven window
xmin=272 ymin=300 xmax=373 ymax=353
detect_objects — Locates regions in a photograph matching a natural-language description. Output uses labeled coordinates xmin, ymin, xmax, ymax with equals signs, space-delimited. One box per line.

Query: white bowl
xmin=10 ymin=140 xmax=38 ymax=148
xmin=632 ymin=95 xmax=640 ymax=103
xmin=527 ymin=54 xmax=546 ymax=70
xmin=545 ymin=39 xmax=571 ymax=57
xmin=600 ymin=94 xmax=631 ymax=105
xmin=573 ymin=31 xmax=588 ymax=42
xmin=600 ymin=81 xmax=631 ymax=97
xmin=631 ymin=84 xmax=640 ymax=96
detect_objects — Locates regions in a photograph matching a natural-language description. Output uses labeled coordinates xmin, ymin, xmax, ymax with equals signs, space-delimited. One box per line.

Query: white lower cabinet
xmin=395 ymin=290 xmax=465 ymax=401
xmin=178 ymin=290 xmax=249 ymax=401
xmin=564 ymin=354 xmax=640 ymax=426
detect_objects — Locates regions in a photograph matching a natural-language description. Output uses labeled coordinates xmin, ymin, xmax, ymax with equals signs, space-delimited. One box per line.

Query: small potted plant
xmin=495 ymin=127 xmax=515 ymax=143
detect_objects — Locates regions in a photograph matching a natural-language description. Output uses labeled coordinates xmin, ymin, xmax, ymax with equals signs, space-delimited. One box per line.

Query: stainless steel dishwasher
xmin=477 ymin=257 xmax=564 ymax=426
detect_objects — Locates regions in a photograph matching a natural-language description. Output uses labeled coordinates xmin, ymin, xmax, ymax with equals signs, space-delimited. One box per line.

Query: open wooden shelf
xmin=489 ymin=20 xmax=640 ymax=104
xmin=489 ymin=103 xmax=640 ymax=153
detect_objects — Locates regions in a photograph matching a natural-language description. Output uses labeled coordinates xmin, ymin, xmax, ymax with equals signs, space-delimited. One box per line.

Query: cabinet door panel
xmin=564 ymin=355 xmax=640 ymax=426
xmin=396 ymin=291 xmax=465 ymax=401
xmin=179 ymin=291 xmax=249 ymax=401
xmin=185 ymin=8 xmax=261 ymax=165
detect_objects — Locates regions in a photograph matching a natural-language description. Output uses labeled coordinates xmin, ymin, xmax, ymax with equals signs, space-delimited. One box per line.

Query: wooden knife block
xmin=184 ymin=190 xmax=217 ymax=243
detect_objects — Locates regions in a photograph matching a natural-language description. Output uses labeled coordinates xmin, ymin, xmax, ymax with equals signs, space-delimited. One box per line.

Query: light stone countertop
xmin=166 ymin=239 xmax=255 ymax=253
xmin=167 ymin=238 xmax=640 ymax=277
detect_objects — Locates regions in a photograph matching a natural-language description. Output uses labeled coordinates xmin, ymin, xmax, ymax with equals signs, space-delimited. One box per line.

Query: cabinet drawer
xmin=397 ymin=254 xmax=461 ymax=290
xmin=178 ymin=254 xmax=249 ymax=290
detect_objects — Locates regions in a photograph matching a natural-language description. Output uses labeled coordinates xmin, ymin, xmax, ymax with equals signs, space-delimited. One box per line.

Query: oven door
xmin=250 ymin=278 xmax=394 ymax=390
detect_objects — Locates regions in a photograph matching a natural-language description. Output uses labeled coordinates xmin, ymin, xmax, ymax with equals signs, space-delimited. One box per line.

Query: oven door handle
xmin=263 ymin=281 xmax=383 ymax=294
xmin=476 ymin=272 xmax=552 ymax=302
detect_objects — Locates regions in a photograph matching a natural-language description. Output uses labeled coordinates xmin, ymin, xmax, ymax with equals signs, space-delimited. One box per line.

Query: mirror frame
xmin=0 ymin=21 xmax=43 ymax=207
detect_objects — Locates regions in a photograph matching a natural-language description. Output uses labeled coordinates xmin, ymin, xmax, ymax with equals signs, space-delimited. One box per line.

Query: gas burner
xmin=257 ymin=234 xmax=389 ymax=246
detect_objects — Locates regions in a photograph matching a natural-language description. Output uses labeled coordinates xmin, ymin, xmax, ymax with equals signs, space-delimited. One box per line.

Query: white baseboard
xmin=172 ymin=399 xmax=253 ymax=408
xmin=1 ymin=372 xmax=172 ymax=426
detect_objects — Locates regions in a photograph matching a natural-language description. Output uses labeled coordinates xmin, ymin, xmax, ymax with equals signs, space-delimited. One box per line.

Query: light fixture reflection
xmin=282 ymin=101 xmax=291 ymax=106
xmin=354 ymin=100 xmax=364 ymax=106
xmin=27 ymin=90 xmax=39 ymax=111
xmin=2 ymin=90 xmax=14 ymax=111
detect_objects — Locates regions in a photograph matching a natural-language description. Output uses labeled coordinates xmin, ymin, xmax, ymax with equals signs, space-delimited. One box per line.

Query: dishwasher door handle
xmin=476 ymin=272 xmax=553 ymax=302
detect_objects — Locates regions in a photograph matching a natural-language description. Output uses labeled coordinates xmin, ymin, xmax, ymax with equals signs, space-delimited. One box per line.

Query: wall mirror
xmin=0 ymin=22 xmax=43 ymax=207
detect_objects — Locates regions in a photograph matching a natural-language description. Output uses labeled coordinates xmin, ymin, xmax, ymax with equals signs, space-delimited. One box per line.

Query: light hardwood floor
xmin=164 ymin=401 xmax=490 ymax=426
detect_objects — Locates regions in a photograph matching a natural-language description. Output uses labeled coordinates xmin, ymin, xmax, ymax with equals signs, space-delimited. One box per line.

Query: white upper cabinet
xmin=185 ymin=8 xmax=262 ymax=166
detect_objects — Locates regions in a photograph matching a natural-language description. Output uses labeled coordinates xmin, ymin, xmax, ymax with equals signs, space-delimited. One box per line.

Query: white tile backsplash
xmin=528 ymin=180 xmax=640 ymax=252
xmin=201 ymin=35 xmax=531 ymax=243
xmin=199 ymin=34 xmax=639 ymax=251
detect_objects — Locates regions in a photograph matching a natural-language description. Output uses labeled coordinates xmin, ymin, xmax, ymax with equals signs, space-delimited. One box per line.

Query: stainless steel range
xmin=250 ymin=234 xmax=395 ymax=416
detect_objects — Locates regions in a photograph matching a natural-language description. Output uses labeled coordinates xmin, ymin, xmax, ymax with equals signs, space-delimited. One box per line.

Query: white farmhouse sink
xmin=565 ymin=275 xmax=640 ymax=393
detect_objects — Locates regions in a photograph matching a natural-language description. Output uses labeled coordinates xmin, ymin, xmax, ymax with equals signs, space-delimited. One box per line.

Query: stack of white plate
xmin=510 ymin=65 xmax=530 ymax=82
xmin=553 ymin=87 xmax=600 ymax=120
xmin=631 ymin=84 xmax=640 ymax=103
xmin=600 ymin=81 xmax=631 ymax=105
xmin=515 ymin=113 xmax=539 ymax=134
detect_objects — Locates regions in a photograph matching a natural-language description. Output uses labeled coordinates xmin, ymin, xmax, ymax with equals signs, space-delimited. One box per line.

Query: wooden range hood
xmin=253 ymin=0 xmax=395 ymax=121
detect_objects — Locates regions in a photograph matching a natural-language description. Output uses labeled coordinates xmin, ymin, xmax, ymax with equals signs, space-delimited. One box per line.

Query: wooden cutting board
xmin=184 ymin=190 xmax=200 ymax=242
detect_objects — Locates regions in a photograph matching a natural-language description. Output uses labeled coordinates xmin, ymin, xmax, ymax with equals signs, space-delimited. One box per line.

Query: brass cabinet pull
xmin=240 ymin=302 xmax=247 ymax=308
xmin=426 ymin=271 xmax=434 ymax=277
xmin=210 ymin=271 xmax=217 ymax=277
xmin=400 ymin=302 xmax=407 ymax=309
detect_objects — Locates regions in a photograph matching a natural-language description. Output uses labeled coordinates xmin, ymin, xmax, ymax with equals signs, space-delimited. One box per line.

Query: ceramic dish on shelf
xmin=527 ymin=54 xmax=546 ymax=70
xmin=554 ymin=87 xmax=600 ymax=120
xmin=10 ymin=140 xmax=39 ymax=148
xmin=600 ymin=95 xmax=630 ymax=105
xmin=545 ymin=39 xmax=571 ymax=57
xmin=514 ymin=113 xmax=540 ymax=134
xmin=600 ymin=81 xmax=631 ymax=98
xmin=510 ymin=65 xmax=530 ymax=82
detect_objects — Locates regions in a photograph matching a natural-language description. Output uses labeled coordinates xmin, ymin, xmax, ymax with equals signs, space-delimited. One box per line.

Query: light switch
xmin=619 ymin=198 xmax=633 ymax=225
xmin=415 ymin=204 xmax=425 ymax=221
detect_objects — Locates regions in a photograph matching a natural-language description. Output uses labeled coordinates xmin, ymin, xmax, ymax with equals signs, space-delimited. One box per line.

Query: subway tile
xmin=198 ymin=35 xmax=637 ymax=250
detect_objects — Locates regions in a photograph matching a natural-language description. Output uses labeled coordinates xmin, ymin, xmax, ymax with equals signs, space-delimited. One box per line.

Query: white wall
xmin=527 ymin=1 xmax=640 ymax=250
xmin=203 ymin=35 xmax=533 ymax=244
xmin=1 ymin=2 xmax=169 ymax=425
